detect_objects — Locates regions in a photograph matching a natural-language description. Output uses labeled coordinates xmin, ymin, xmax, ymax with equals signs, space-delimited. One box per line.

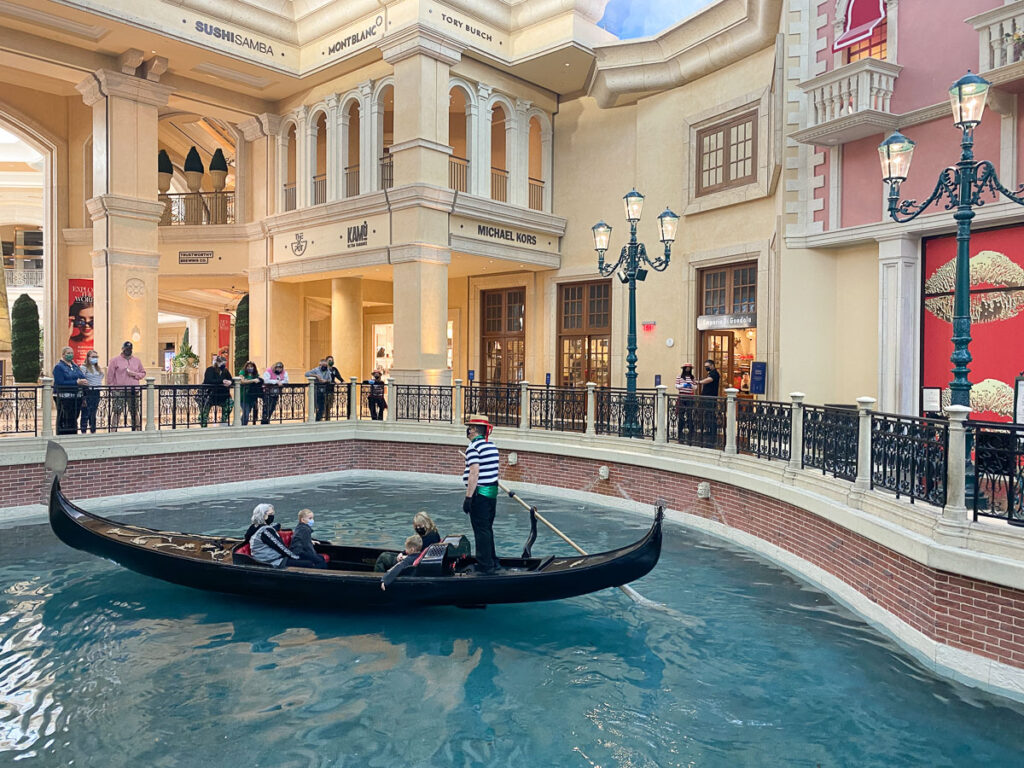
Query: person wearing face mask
xmin=366 ymin=370 xmax=388 ymax=420
xmin=106 ymin=341 xmax=146 ymax=430
xmin=199 ymin=355 xmax=234 ymax=427
xmin=287 ymin=509 xmax=327 ymax=568
xmin=374 ymin=511 xmax=443 ymax=572
xmin=305 ymin=358 xmax=332 ymax=421
xmin=261 ymin=362 xmax=288 ymax=424
xmin=238 ymin=360 xmax=263 ymax=426
xmin=322 ymin=355 xmax=345 ymax=421
xmin=52 ymin=346 xmax=88 ymax=435
xmin=245 ymin=504 xmax=298 ymax=568
xmin=79 ymin=350 xmax=104 ymax=434
xmin=697 ymin=358 xmax=722 ymax=448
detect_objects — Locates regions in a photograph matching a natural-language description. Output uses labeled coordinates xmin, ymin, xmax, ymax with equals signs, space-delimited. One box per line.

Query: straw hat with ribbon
xmin=466 ymin=414 xmax=493 ymax=438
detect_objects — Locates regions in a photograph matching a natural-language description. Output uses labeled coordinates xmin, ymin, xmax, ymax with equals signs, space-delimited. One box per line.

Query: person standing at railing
xmin=79 ymin=350 xmax=103 ymax=434
xmin=696 ymin=359 xmax=721 ymax=448
xmin=261 ymin=362 xmax=288 ymax=423
xmin=199 ymin=356 xmax=233 ymax=427
xmin=306 ymin=360 xmax=332 ymax=421
xmin=367 ymin=370 xmax=387 ymax=420
xmin=53 ymin=346 xmax=87 ymax=436
xmin=675 ymin=363 xmax=697 ymax=443
xmin=238 ymin=361 xmax=263 ymax=426
xmin=106 ymin=341 xmax=146 ymax=431
xmin=324 ymin=355 xmax=345 ymax=420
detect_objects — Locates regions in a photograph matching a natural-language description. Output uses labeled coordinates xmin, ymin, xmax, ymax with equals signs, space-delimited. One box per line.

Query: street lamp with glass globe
xmin=592 ymin=189 xmax=679 ymax=437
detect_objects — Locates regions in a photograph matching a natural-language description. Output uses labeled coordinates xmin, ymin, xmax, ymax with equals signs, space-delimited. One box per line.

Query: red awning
xmin=833 ymin=0 xmax=886 ymax=51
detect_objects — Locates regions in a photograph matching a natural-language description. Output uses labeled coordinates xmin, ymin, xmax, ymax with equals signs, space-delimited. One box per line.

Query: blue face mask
xmin=306 ymin=519 xmax=314 ymax=530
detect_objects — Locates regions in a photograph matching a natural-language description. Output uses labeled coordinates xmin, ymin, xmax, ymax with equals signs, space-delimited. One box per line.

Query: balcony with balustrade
xmin=972 ymin=2 xmax=1024 ymax=79
xmin=792 ymin=58 xmax=902 ymax=146
xmin=3 ymin=268 xmax=43 ymax=288
xmin=162 ymin=192 xmax=236 ymax=225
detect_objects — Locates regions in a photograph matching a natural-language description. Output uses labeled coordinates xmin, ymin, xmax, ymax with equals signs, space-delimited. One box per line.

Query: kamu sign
xmin=347 ymin=221 xmax=369 ymax=248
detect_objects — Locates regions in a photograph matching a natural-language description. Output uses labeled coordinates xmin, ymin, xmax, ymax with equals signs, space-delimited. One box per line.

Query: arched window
xmin=448 ymin=86 xmax=472 ymax=193
xmin=312 ymin=112 xmax=327 ymax=205
xmin=376 ymin=84 xmax=394 ymax=190
xmin=489 ymin=103 xmax=509 ymax=202
xmin=345 ymin=101 xmax=361 ymax=198
xmin=284 ymin=123 xmax=297 ymax=211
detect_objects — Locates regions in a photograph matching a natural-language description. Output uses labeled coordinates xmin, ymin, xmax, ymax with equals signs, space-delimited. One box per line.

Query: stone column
xmin=724 ymin=388 xmax=739 ymax=454
xmin=292 ymin=106 xmax=309 ymax=209
xmin=943 ymin=405 xmax=971 ymax=522
xmin=232 ymin=376 xmax=242 ymax=427
xmin=325 ymin=94 xmax=341 ymax=202
xmin=585 ymin=381 xmax=596 ymax=436
xmin=145 ymin=376 xmax=156 ymax=431
xmin=655 ymin=384 xmax=668 ymax=444
xmin=307 ymin=377 xmax=317 ymax=423
xmin=475 ymin=84 xmax=492 ymax=197
xmin=349 ymin=376 xmax=359 ymax=421
xmin=510 ymin=99 xmax=530 ymax=207
xmin=519 ymin=381 xmax=530 ymax=430
xmin=41 ymin=377 xmax=53 ymax=438
xmin=331 ymin=277 xmax=363 ymax=379
xmin=854 ymin=396 xmax=877 ymax=491
xmin=453 ymin=378 xmax=464 ymax=424
xmin=788 ymin=392 xmax=805 ymax=471
xmin=78 ymin=68 xmax=171 ymax=370
xmin=390 ymin=248 xmax=451 ymax=385
xmin=876 ymin=233 xmax=919 ymax=415
xmin=363 ymin=80 xmax=380 ymax=194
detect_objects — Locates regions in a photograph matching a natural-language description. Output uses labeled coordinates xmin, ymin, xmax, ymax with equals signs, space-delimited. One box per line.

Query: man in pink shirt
xmin=106 ymin=341 xmax=146 ymax=430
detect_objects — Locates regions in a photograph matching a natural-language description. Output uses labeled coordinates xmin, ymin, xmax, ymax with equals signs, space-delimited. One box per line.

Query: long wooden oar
xmin=460 ymin=450 xmax=657 ymax=606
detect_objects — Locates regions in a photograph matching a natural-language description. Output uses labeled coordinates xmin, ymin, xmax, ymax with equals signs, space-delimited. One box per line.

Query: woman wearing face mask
xmin=261 ymin=362 xmax=288 ymax=424
xmin=245 ymin=504 xmax=296 ymax=568
xmin=374 ymin=511 xmax=442 ymax=572
xmin=80 ymin=350 xmax=104 ymax=433
xmin=52 ymin=346 xmax=88 ymax=435
xmin=238 ymin=360 xmax=263 ymax=426
xmin=199 ymin=355 xmax=234 ymax=427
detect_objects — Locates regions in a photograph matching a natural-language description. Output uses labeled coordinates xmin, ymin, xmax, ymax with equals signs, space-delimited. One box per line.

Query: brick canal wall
xmin=8 ymin=435 xmax=1024 ymax=684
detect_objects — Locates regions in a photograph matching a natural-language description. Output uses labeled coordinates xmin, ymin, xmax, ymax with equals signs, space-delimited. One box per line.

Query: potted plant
xmin=170 ymin=326 xmax=200 ymax=384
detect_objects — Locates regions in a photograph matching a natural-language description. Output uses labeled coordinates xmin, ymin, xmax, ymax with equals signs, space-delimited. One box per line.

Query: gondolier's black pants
xmin=469 ymin=491 xmax=498 ymax=572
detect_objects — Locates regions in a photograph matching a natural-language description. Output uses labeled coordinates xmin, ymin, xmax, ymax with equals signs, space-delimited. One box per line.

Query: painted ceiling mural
xmin=598 ymin=0 xmax=719 ymax=39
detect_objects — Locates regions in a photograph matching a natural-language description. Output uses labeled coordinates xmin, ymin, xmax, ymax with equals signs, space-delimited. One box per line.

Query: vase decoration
xmin=183 ymin=146 xmax=204 ymax=193
xmin=209 ymin=148 xmax=228 ymax=192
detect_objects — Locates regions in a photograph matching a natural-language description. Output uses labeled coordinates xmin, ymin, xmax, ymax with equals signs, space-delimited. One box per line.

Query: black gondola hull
xmin=48 ymin=480 xmax=662 ymax=608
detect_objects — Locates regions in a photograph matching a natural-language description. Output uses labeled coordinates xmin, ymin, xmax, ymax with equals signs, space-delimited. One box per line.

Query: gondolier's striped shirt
xmin=463 ymin=438 xmax=499 ymax=490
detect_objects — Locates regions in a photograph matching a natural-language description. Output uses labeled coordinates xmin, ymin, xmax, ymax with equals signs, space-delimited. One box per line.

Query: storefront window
xmin=372 ymin=321 xmax=453 ymax=377
xmin=481 ymin=288 xmax=526 ymax=384
xmin=558 ymin=280 xmax=611 ymax=387
xmin=698 ymin=263 xmax=757 ymax=395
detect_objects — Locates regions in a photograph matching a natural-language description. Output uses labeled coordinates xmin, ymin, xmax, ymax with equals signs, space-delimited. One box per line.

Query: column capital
xmin=358 ymin=80 xmax=374 ymax=99
xmin=477 ymin=83 xmax=493 ymax=102
xmin=382 ymin=25 xmax=463 ymax=66
xmin=389 ymin=243 xmax=451 ymax=264
xmin=239 ymin=113 xmax=283 ymax=141
xmin=325 ymin=93 xmax=341 ymax=110
xmin=76 ymin=69 xmax=173 ymax=108
xmin=86 ymin=194 xmax=165 ymax=224
xmin=515 ymin=98 xmax=532 ymax=115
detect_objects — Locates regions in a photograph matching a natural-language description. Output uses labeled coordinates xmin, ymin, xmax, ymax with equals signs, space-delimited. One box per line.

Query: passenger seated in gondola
xmin=288 ymin=509 xmax=327 ymax=569
xmin=380 ymin=534 xmax=423 ymax=591
xmin=245 ymin=504 xmax=322 ymax=569
xmin=374 ymin=513 xmax=440 ymax=572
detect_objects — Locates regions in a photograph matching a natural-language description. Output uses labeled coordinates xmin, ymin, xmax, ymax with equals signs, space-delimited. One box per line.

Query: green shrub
xmin=11 ymin=293 xmax=40 ymax=382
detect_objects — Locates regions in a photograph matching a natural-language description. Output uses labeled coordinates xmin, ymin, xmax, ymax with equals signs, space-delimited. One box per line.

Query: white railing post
xmin=41 ymin=377 xmax=53 ymax=437
xmin=788 ymin=392 xmax=805 ymax=471
xmin=232 ymin=376 xmax=242 ymax=427
xmin=519 ymin=381 xmax=530 ymax=430
xmin=585 ymin=382 xmax=596 ymax=436
xmin=307 ymin=377 xmax=317 ymax=423
xmin=655 ymin=384 xmax=668 ymax=444
xmin=385 ymin=380 xmax=396 ymax=422
xmin=453 ymin=379 xmax=463 ymax=425
xmin=349 ymin=376 xmax=359 ymax=421
xmin=854 ymin=396 xmax=876 ymax=491
xmin=943 ymin=405 xmax=971 ymax=522
xmin=724 ymin=388 xmax=739 ymax=454
xmin=145 ymin=376 xmax=156 ymax=431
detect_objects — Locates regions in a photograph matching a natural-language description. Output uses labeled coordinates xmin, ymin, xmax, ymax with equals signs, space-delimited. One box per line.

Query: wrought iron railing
xmin=309 ymin=381 xmax=348 ymax=422
xmin=737 ymin=399 xmax=792 ymax=460
xmin=156 ymin=385 xmax=231 ymax=429
xmin=256 ymin=383 xmax=307 ymax=425
xmin=395 ymin=385 xmax=453 ymax=423
xmin=4 ymin=268 xmax=43 ymax=288
xmin=380 ymin=154 xmax=394 ymax=190
xmin=0 ymin=386 xmax=37 ymax=435
xmin=595 ymin=388 xmax=657 ymax=440
xmin=528 ymin=177 xmax=544 ymax=211
xmin=283 ymin=183 xmax=296 ymax=211
xmin=56 ymin=385 xmax=145 ymax=434
xmin=490 ymin=167 xmax=509 ymax=202
xmin=972 ymin=422 xmax=1024 ymax=524
xmin=870 ymin=413 xmax=948 ymax=506
xmin=802 ymin=405 xmax=859 ymax=481
xmin=166 ymin=192 xmax=235 ymax=225
xmin=312 ymin=174 xmax=327 ymax=205
xmin=358 ymin=383 xmax=389 ymax=420
xmin=529 ymin=386 xmax=587 ymax=432
xmin=464 ymin=384 xmax=520 ymax=427
xmin=669 ymin=395 xmax=726 ymax=449
xmin=449 ymin=156 xmax=469 ymax=192
xmin=344 ymin=165 xmax=360 ymax=198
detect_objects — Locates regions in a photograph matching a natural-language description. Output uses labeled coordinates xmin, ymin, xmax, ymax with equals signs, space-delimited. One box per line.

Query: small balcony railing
xmin=449 ymin=156 xmax=469 ymax=193
xmin=4 ymin=268 xmax=43 ymax=288
xmin=344 ymin=165 xmax=360 ymax=198
xmin=528 ymin=177 xmax=544 ymax=211
xmin=972 ymin=2 xmax=1024 ymax=73
xmin=793 ymin=58 xmax=902 ymax=146
xmin=165 ymin=192 xmax=235 ymax=226
xmin=490 ymin=167 xmax=509 ymax=202
xmin=283 ymin=183 xmax=296 ymax=212
xmin=380 ymin=154 xmax=393 ymax=190
xmin=312 ymin=174 xmax=327 ymax=205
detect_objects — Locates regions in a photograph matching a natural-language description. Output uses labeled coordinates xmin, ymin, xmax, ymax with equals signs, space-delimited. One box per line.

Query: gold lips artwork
xmin=924 ymin=250 xmax=1024 ymax=324
xmin=940 ymin=378 xmax=1015 ymax=418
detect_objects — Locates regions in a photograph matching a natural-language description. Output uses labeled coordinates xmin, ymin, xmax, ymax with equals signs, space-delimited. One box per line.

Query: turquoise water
xmin=2 ymin=476 xmax=1024 ymax=767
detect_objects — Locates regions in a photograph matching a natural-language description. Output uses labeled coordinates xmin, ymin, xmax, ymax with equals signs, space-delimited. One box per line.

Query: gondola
xmin=47 ymin=475 xmax=662 ymax=609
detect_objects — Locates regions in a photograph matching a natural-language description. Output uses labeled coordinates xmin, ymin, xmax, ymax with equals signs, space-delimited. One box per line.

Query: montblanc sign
xmin=327 ymin=16 xmax=383 ymax=55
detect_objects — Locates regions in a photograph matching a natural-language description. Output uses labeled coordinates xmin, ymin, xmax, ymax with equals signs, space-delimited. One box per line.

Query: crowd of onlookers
xmin=50 ymin=341 xmax=389 ymax=435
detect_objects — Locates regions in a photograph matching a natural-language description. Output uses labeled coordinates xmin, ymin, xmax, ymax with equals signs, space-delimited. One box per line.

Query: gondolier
xmin=462 ymin=414 xmax=501 ymax=574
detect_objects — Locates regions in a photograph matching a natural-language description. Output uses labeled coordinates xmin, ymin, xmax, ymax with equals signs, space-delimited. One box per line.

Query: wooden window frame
xmin=557 ymin=280 xmax=612 ymax=387
xmin=700 ymin=262 xmax=758 ymax=316
xmin=695 ymin=111 xmax=758 ymax=198
xmin=480 ymin=287 xmax=526 ymax=384
xmin=846 ymin=17 xmax=887 ymax=63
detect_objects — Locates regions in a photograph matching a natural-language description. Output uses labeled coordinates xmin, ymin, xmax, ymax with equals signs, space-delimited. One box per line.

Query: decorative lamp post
xmin=592 ymin=189 xmax=679 ymax=437
xmin=880 ymin=70 xmax=1018 ymax=504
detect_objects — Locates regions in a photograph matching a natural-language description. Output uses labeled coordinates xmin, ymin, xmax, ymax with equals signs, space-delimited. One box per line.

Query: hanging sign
xmin=696 ymin=313 xmax=757 ymax=331
xmin=218 ymin=314 xmax=231 ymax=351
xmin=67 ymin=278 xmax=94 ymax=365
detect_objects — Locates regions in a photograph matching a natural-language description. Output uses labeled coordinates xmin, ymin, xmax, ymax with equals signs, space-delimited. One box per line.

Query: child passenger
xmin=289 ymin=509 xmax=327 ymax=569
xmin=380 ymin=535 xmax=423 ymax=591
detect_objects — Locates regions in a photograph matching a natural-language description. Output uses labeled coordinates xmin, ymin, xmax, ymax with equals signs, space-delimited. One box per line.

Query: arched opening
xmin=312 ymin=111 xmax=327 ymax=205
xmin=448 ymin=87 xmax=470 ymax=193
xmin=345 ymin=101 xmax=361 ymax=198
xmin=528 ymin=116 xmax=544 ymax=211
xmin=490 ymin=104 xmax=509 ymax=202
xmin=284 ymin=123 xmax=297 ymax=211
xmin=377 ymin=85 xmax=394 ymax=190
xmin=157 ymin=114 xmax=237 ymax=225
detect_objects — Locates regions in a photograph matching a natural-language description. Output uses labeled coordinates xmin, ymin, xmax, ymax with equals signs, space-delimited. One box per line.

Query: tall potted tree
xmin=234 ymin=294 xmax=249 ymax=373
xmin=11 ymin=293 xmax=40 ymax=383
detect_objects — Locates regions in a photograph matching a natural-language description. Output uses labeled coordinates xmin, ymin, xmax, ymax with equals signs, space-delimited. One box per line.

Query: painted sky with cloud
xmin=598 ymin=0 xmax=719 ymax=39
